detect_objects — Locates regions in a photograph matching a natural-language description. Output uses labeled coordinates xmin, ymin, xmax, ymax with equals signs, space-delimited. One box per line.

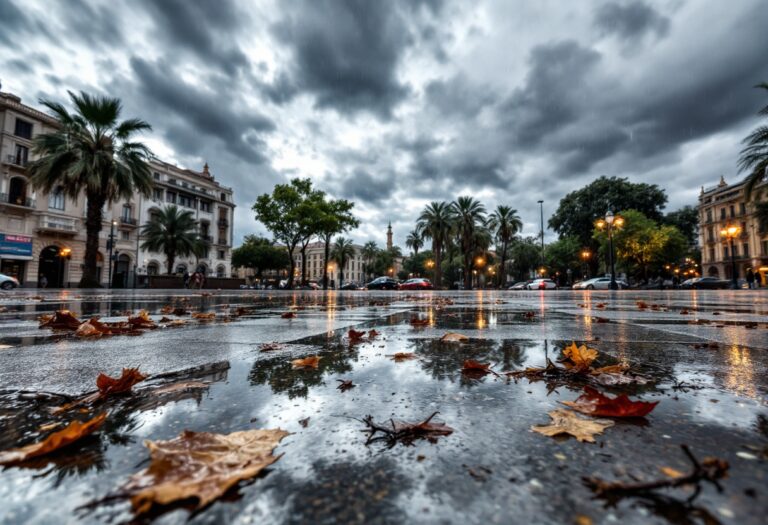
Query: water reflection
xmin=723 ymin=345 xmax=758 ymax=399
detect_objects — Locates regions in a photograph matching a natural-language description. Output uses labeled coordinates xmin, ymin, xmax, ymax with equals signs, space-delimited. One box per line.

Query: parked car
xmin=526 ymin=278 xmax=558 ymax=290
xmin=0 ymin=273 xmax=19 ymax=290
xmin=399 ymin=278 xmax=434 ymax=290
xmin=366 ymin=276 xmax=399 ymax=290
xmin=680 ymin=277 xmax=730 ymax=290
xmin=573 ymin=277 xmax=629 ymax=290
xmin=508 ymin=281 xmax=530 ymax=290
xmin=340 ymin=281 xmax=363 ymax=290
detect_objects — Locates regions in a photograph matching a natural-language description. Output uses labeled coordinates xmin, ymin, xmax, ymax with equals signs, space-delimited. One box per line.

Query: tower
xmin=386 ymin=222 xmax=393 ymax=251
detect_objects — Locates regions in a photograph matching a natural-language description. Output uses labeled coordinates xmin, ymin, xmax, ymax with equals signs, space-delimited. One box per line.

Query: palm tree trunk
xmin=80 ymin=193 xmax=106 ymax=288
xmin=166 ymin=250 xmax=176 ymax=275
xmin=340 ymin=259 xmax=345 ymax=289
xmin=463 ymin=244 xmax=472 ymax=290
xmin=499 ymin=240 xmax=508 ymax=288
xmin=433 ymin=242 xmax=442 ymax=290
xmin=323 ymin=234 xmax=331 ymax=290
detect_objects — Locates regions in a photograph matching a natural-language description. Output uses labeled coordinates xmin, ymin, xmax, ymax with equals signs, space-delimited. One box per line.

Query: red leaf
xmin=562 ymin=386 xmax=659 ymax=418
xmin=462 ymin=359 xmax=492 ymax=373
xmin=368 ymin=329 xmax=380 ymax=338
xmin=281 ymin=312 xmax=296 ymax=319
xmin=410 ymin=317 xmax=430 ymax=327
xmin=39 ymin=310 xmax=83 ymax=330
xmin=348 ymin=329 xmax=366 ymax=341
xmin=96 ymin=368 xmax=148 ymax=396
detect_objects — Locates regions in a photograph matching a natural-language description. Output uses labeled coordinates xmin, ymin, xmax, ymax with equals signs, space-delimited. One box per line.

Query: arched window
xmin=216 ymin=265 xmax=226 ymax=278
xmin=147 ymin=262 xmax=159 ymax=276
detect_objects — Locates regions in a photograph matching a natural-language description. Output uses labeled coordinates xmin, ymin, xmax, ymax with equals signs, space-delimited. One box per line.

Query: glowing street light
xmin=720 ymin=224 xmax=742 ymax=289
xmin=596 ymin=210 xmax=624 ymax=290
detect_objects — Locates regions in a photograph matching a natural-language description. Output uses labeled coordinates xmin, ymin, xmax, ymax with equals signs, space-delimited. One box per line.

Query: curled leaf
xmin=128 ymin=310 xmax=157 ymax=329
xmin=0 ymin=413 xmax=106 ymax=465
xmin=562 ymin=342 xmax=598 ymax=371
xmin=531 ymin=409 xmax=613 ymax=443
xmin=75 ymin=320 xmax=105 ymax=337
xmin=441 ymin=332 xmax=469 ymax=343
xmin=461 ymin=360 xmax=492 ymax=374
xmin=122 ymin=429 xmax=289 ymax=514
xmin=291 ymin=356 xmax=321 ymax=368
xmin=336 ymin=379 xmax=355 ymax=392
xmin=39 ymin=310 xmax=82 ymax=330
xmin=561 ymin=386 xmax=659 ymax=418
xmin=97 ymin=368 xmax=148 ymax=396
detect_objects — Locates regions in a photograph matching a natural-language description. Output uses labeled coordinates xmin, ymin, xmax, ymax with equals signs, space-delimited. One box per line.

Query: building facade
xmin=292 ymin=241 xmax=367 ymax=286
xmin=0 ymin=90 xmax=235 ymax=287
xmin=698 ymin=176 xmax=768 ymax=284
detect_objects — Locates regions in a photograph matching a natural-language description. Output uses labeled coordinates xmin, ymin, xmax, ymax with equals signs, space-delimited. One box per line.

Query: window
xmin=742 ymin=243 xmax=749 ymax=257
xmin=218 ymin=250 xmax=225 ymax=260
xmin=724 ymin=246 xmax=729 ymax=258
xmin=168 ymin=178 xmax=177 ymax=185
xmin=121 ymin=230 xmax=130 ymax=241
xmin=14 ymin=145 xmax=29 ymax=165
xmin=729 ymin=205 xmax=735 ymax=218
xmin=14 ymin=119 xmax=33 ymax=139
xmin=179 ymin=194 xmax=194 ymax=208
xmin=200 ymin=201 xmax=211 ymax=213
xmin=708 ymin=248 xmax=715 ymax=261
xmin=739 ymin=202 xmax=746 ymax=215
xmin=122 ymin=204 xmax=132 ymax=220
xmin=153 ymin=172 xmax=160 ymax=180
xmin=706 ymin=209 xmax=712 ymax=223
xmin=732 ymin=245 xmax=738 ymax=257
xmin=220 ymin=192 xmax=227 ymax=201
xmin=763 ymin=240 xmax=768 ymax=255
xmin=48 ymin=186 xmax=65 ymax=210
xmin=720 ymin=208 xmax=726 ymax=220
xmin=153 ymin=188 xmax=163 ymax=201
xmin=166 ymin=191 xmax=176 ymax=204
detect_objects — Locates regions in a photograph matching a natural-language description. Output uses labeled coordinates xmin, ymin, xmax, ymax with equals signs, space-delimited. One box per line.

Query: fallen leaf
xmin=594 ymin=303 xmax=606 ymax=309
xmin=363 ymin=412 xmax=453 ymax=446
xmin=680 ymin=309 xmax=690 ymax=315
xmin=562 ymin=342 xmax=598 ymax=371
xmin=97 ymin=368 xmax=148 ymax=396
xmin=575 ymin=516 xmax=594 ymax=525
xmin=660 ymin=466 xmax=685 ymax=479
xmin=410 ymin=317 xmax=430 ymax=327
xmin=291 ymin=356 xmax=321 ymax=368
xmin=128 ymin=310 xmax=157 ymax=329
xmin=160 ymin=305 xmax=174 ymax=315
xmin=337 ymin=379 xmax=355 ymax=392
xmin=441 ymin=332 xmax=469 ymax=343
xmin=192 ymin=312 xmax=216 ymax=321
xmin=348 ymin=329 xmax=366 ymax=341
xmin=0 ymin=413 xmax=107 ymax=464
xmin=590 ymin=364 xmax=629 ymax=375
xmin=259 ymin=342 xmax=282 ymax=352
xmin=368 ymin=329 xmax=380 ymax=338
xmin=389 ymin=352 xmax=417 ymax=362
xmin=281 ymin=312 xmax=296 ymax=319
xmin=523 ymin=311 xmax=536 ymax=319
xmin=75 ymin=320 xmax=105 ymax=337
xmin=636 ymin=301 xmax=648 ymax=309
xmin=298 ymin=417 xmax=310 ymax=428
xmin=39 ymin=310 xmax=82 ymax=330
xmin=531 ymin=409 xmax=613 ymax=443
xmin=462 ymin=360 xmax=492 ymax=374
xmin=122 ymin=428 xmax=289 ymax=514
xmin=561 ymin=386 xmax=659 ymax=418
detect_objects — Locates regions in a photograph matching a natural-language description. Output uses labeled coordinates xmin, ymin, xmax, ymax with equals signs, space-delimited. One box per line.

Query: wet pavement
xmin=0 ymin=289 xmax=766 ymax=525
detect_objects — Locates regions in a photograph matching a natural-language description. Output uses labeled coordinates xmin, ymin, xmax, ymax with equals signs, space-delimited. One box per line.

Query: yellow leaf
xmin=563 ymin=342 xmax=598 ymax=370
xmin=124 ymin=429 xmax=289 ymax=514
xmin=590 ymin=364 xmax=628 ymax=375
xmin=291 ymin=356 xmax=321 ymax=368
xmin=659 ymin=466 xmax=685 ymax=479
xmin=440 ymin=332 xmax=469 ymax=342
xmin=531 ymin=409 xmax=613 ymax=443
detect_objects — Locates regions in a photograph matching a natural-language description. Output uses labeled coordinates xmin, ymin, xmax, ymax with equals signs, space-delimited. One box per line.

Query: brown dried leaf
xmin=562 ymin=342 xmax=598 ymax=371
xmin=97 ymin=368 xmax=148 ymax=396
xmin=128 ymin=310 xmax=157 ymax=329
xmin=39 ymin=310 xmax=82 ymax=330
xmin=441 ymin=332 xmax=469 ymax=343
xmin=531 ymin=409 xmax=613 ymax=443
xmin=281 ymin=312 xmax=296 ymax=319
xmin=75 ymin=320 xmax=105 ymax=337
xmin=389 ymin=352 xmax=417 ymax=362
xmin=291 ymin=356 xmax=321 ymax=368
xmin=336 ymin=379 xmax=355 ymax=392
xmin=410 ymin=317 xmax=430 ymax=327
xmin=192 ymin=312 xmax=216 ymax=321
xmin=0 ymin=413 xmax=107 ymax=464
xmin=122 ymin=428 xmax=289 ymax=514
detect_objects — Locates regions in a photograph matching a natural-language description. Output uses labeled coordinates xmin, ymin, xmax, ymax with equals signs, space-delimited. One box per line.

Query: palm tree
xmin=140 ymin=205 xmax=202 ymax=275
xmin=416 ymin=201 xmax=453 ymax=289
xmin=362 ymin=241 xmax=378 ymax=281
xmin=331 ymin=237 xmax=356 ymax=289
xmin=28 ymin=91 xmax=154 ymax=287
xmin=488 ymin=205 xmax=523 ymax=288
xmin=739 ymin=82 xmax=768 ymax=199
xmin=450 ymin=196 xmax=487 ymax=289
xmin=405 ymin=230 xmax=423 ymax=256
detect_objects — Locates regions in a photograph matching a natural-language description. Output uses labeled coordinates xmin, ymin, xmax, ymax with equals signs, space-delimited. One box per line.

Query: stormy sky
xmin=2 ymin=0 xmax=767 ymax=248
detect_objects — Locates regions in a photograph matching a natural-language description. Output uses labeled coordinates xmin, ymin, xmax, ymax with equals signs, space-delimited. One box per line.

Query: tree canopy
xmin=231 ymin=236 xmax=290 ymax=279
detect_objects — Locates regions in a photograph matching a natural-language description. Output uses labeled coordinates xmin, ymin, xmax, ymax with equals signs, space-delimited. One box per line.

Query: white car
xmin=573 ymin=277 xmax=628 ymax=290
xmin=526 ymin=278 xmax=558 ymax=290
xmin=0 ymin=273 xmax=19 ymax=290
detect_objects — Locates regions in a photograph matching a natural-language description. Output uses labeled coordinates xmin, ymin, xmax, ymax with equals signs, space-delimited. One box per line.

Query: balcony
xmin=217 ymin=218 xmax=229 ymax=228
xmin=0 ymin=192 xmax=35 ymax=210
xmin=216 ymin=238 xmax=229 ymax=246
xmin=120 ymin=216 xmax=138 ymax=227
xmin=4 ymin=154 xmax=28 ymax=167
xmin=37 ymin=214 xmax=77 ymax=235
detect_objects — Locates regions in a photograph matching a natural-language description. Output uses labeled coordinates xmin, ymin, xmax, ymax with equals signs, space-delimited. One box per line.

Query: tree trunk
xmin=80 ymin=193 xmax=106 ymax=288
xmin=499 ymin=240 xmax=508 ymax=288
xmin=433 ymin=242 xmax=442 ymax=290
xmin=463 ymin=244 xmax=473 ymax=290
xmin=322 ymin=234 xmax=331 ymax=290
xmin=166 ymin=250 xmax=176 ymax=275
xmin=287 ymin=243 xmax=297 ymax=288
xmin=339 ymin=259 xmax=345 ymax=289
xmin=300 ymin=245 xmax=308 ymax=285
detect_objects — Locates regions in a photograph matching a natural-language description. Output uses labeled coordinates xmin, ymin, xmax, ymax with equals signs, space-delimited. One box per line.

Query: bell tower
xmin=386 ymin=222 xmax=393 ymax=251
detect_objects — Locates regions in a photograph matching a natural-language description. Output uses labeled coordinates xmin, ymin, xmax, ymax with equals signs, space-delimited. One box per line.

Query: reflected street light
xmin=596 ymin=210 xmax=624 ymax=290
xmin=720 ymin=224 xmax=741 ymax=289
xmin=580 ymin=249 xmax=591 ymax=279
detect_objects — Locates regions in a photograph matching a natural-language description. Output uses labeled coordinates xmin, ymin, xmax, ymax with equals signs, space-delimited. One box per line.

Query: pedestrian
xmin=39 ymin=275 xmax=48 ymax=289
xmin=746 ymin=268 xmax=755 ymax=289
xmin=183 ymin=271 xmax=190 ymax=289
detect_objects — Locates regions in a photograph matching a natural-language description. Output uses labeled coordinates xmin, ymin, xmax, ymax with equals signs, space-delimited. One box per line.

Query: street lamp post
xmin=580 ymin=249 xmax=591 ymax=279
xmin=596 ymin=211 xmax=624 ymax=291
xmin=537 ymin=200 xmax=544 ymax=254
xmin=720 ymin=225 xmax=741 ymax=289
xmin=108 ymin=220 xmax=117 ymax=289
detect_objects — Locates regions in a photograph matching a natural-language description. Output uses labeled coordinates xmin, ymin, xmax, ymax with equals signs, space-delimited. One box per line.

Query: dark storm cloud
xmin=594 ymin=1 xmax=670 ymax=42
xmin=4 ymin=59 xmax=33 ymax=74
xmin=61 ymin=0 xmax=125 ymax=47
xmin=332 ymin=168 xmax=395 ymax=203
xmin=138 ymin=0 xmax=250 ymax=76
xmin=130 ymin=57 xmax=274 ymax=164
xmin=272 ymin=0 xmax=413 ymax=118
xmin=0 ymin=0 xmax=53 ymax=47
xmin=425 ymin=74 xmax=497 ymax=117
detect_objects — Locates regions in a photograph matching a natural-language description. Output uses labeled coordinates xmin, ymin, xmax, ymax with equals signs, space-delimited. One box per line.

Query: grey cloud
xmin=594 ymin=1 xmax=670 ymax=43
xmin=61 ymin=0 xmax=125 ymax=48
xmin=129 ymin=57 xmax=274 ymax=164
xmin=329 ymin=168 xmax=396 ymax=204
xmin=272 ymin=0 xmax=413 ymax=118
xmin=4 ymin=59 xmax=33 ymax=74
xmin=425 ymin=74 xmax=497 ymax=117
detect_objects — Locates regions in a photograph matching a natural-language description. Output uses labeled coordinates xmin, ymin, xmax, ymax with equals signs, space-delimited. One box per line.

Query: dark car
xmin=340 ymin=281 xmax=362 ymax=290
xmin=366 ymin=276 xmax=399 ymax=290
xmin=680 ymin=277 xmax=730 ymax=290
xmin=399 ymin=278 xmax=434 ymax=290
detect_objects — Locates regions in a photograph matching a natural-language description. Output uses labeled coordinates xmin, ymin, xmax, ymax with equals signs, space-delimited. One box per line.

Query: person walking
xmin=183 ymin=270 xmax=190 ymax=289
xmin=746 ymin=268 xmax=755 ymax=289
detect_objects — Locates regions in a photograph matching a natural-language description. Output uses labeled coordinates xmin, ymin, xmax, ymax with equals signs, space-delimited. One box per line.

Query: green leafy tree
xmin=28 ymin=91 xmax=154 ymax=287
xmin=361 ymin=241 xmax=378 ymax=281
xmin=231 ymin=236 xmax=290 ymax=281
xmin=330 ymin=237 xmax=356 ymax=289
xmin=488 ymin=205 xmax=522 ymax=287
xmin=295 ymin=189 xmax=327 ymax=285
xmin=316 ymin=198 xmax=359 ymax=290
xmin=253 ymin=178 xmax=317 ymax=288
xmin=543 ymin=236 xmax=582 ymax=285
xmin=548 ymin=176 xmax=668 ymax=273
xmin=417 ymin=202 xmax=453 ymax=289
xmin=405 ymin=229 xmax=423 ymax=256
xmin=450 ymin=196 xmax=487 ymax=289
xmin=140 ymin=205 xmax=202 ymax=274
xmin=738 ymin=82 xmax=768 ymax=199
xmin=663 ymin=205 xmax=699 ymax=245
xmin=403 ymin=250 xmax=434 ymax=277
xmin=508 ymin=237 xmax=542 ymax=282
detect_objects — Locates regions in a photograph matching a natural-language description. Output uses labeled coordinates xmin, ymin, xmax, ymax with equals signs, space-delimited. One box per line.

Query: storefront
xmin=0 ymin=234 xmax=33 ymax=285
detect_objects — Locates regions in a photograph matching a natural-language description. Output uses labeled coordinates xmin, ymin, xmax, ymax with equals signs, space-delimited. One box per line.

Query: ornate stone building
xmin=698 ymin=176 xmax=768 ymax=284
xmin=0 ymin=90 xmax=234 ymax=287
